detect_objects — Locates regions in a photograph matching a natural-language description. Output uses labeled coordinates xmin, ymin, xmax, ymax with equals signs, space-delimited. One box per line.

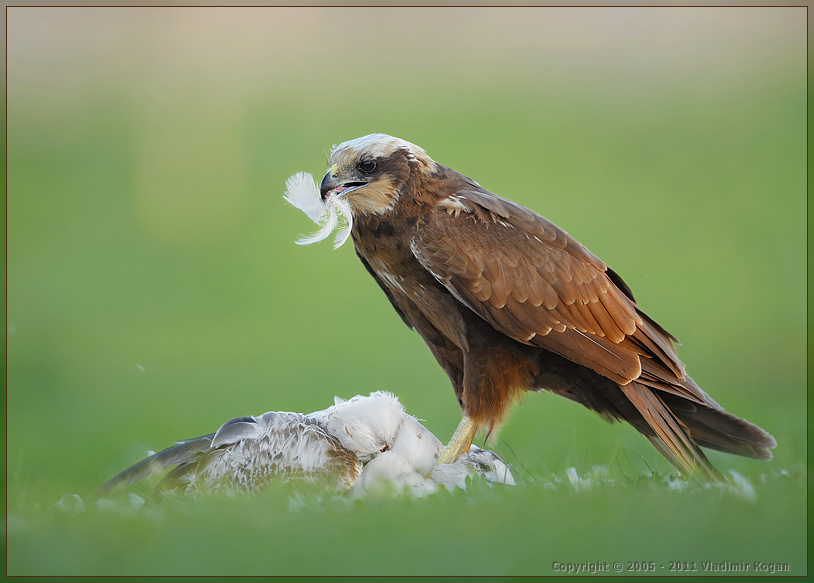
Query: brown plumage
xmin=306 ymin=133 xmax=775 ymax=480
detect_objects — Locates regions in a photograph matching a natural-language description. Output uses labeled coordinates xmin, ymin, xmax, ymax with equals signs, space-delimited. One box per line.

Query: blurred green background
xmin=6 ymin=6 xmax=807 ymax=576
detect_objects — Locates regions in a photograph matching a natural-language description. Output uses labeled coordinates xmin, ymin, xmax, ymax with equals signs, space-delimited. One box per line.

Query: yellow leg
xmin=436 ymin=415 xmax=476 ymax=465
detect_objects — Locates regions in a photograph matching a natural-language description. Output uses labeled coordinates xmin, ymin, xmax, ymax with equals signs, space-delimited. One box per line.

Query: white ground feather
xmin=283 ymin=171 xmax=354 ymax=249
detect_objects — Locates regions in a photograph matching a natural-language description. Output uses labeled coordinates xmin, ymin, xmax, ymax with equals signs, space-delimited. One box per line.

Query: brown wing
xmin=413 ymin=187 xmax=701 ymax=400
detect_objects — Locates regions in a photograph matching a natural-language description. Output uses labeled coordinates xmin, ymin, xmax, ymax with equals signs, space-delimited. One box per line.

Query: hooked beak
xmin=320 ymin=167 xmax=368 ymax=201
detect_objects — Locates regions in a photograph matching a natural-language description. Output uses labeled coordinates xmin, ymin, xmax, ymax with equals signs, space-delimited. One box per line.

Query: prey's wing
xmin=97 ymin=433 xmax=215 ymax=497
xmin=99 ymin=412 xmax=362 ymax=496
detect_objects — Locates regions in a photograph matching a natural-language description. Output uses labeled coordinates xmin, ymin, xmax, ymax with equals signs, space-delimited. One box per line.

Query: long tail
xmin=536 ymin=349 xmax=777 ymax=480
xmin=620 ymin=382 xmax=719 ymax=479
xmin=620 ymin=381 xmax=776 ymax=480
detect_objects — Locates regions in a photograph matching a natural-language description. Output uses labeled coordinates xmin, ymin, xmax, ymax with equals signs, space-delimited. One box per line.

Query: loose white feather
xmin=283 ymin=172 xmax=323 ymax=224
xmin=283 ymin=172 xmax=354 ymax=249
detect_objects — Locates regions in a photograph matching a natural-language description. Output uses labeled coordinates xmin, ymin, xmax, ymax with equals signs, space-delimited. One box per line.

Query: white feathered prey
xmin=283 ymin=171 xmax=354 ymax=249
xmin=99 ymin=392 xmax=514 ymax=499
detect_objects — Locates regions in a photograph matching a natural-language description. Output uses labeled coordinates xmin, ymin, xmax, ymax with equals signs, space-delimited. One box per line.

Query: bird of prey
xmin=284 ymin=133 xmax=776 ymax=480
xmin=98 ymin=391 xmax=514 ymax=498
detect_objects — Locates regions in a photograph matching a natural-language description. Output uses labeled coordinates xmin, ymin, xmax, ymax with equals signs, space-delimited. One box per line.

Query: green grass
xmin=7 ymin=468 xmax=805 ymax=576
xmin=6 ymin=6 xmax=807 ymax=577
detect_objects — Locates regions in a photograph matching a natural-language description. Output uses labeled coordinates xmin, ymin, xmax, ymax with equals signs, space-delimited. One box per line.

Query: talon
xmin=434 ymin=415 xmax=476 ymax=469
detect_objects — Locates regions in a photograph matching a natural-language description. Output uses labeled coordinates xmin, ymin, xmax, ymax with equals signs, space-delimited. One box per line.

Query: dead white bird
xmin=98 ymin=392 xmax=514 ymax=499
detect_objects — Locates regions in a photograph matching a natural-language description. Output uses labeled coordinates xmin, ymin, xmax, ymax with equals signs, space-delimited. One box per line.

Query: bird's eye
xmin=358 ymin=159 xmax=377 ymax=174
xmin=380 ymin=443 xmax=390 ymax=453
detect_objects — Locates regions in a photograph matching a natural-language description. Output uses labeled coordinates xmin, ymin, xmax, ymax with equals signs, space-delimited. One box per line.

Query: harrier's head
xmin=319 ymin=134 xmax=438 ymax=215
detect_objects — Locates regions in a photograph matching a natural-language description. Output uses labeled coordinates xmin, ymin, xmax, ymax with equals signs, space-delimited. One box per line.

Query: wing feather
xmin=99 ymin=412 xmax=363 ymax=497
xmin=97 ymin=435 xmax=214 ymax=497
xmin=411 ymin=187 xmax=680 ymax=386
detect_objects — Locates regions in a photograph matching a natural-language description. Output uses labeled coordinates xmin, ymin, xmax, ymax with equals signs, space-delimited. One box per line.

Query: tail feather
xmin=643 ymin=435 xmax=715 ymax=479
xmin=533 ymin=349 xmax=776 ymax=479
xmin=619 ymin=382 xmax=719 ymax=480
xmin=658 ymin=392 xmax=776 ymax=461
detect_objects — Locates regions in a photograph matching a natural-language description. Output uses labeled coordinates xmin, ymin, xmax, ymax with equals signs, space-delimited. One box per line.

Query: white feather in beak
xmin=283 ymin=172 xmax=354 ymax=249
